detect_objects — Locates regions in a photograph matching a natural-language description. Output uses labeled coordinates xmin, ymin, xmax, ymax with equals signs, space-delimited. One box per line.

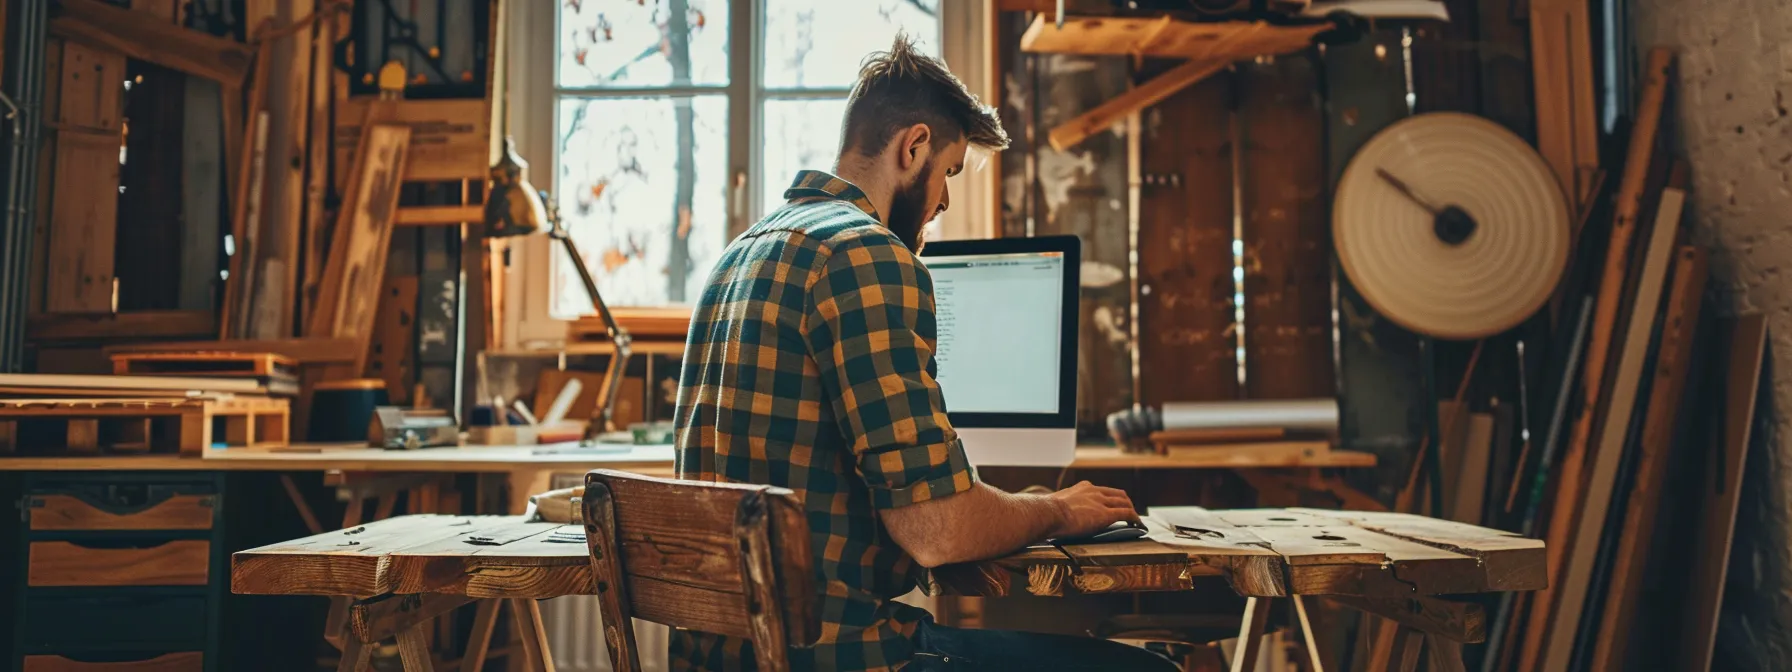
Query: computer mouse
xmin=1053 ymin=520 xmax=1149 ymax=545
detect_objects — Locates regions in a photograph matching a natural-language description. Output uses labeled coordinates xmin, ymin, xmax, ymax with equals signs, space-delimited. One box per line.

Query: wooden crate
xmin=0 ymin=396 xmax=290 ymax=456
xmin=110 ymin=350 xmax=299 ymax=378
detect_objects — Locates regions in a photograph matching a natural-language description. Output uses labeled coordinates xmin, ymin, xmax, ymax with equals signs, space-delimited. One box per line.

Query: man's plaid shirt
xmin=669 ymin=170 xmax=978 ymax=671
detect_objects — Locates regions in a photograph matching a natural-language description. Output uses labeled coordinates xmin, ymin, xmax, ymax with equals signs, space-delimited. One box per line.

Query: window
xmin=546 ymin=0 xmax=943 ymax=318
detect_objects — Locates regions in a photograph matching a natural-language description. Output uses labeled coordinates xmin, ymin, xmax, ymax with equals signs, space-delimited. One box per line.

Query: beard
xmin=885 ymin=160 xmax=934 ymax=252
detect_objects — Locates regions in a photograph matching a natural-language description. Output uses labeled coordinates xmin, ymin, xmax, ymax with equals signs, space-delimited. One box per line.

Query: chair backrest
xmin=582 ymin=468 xmax=819 ymax=672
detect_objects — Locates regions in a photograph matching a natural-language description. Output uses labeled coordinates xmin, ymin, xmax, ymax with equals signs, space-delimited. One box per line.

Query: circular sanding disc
xmin=1334 ymin=112 xmax=1571 ymax=340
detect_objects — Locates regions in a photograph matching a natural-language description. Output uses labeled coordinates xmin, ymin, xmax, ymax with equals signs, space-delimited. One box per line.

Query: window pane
xmin=557 ymin=0 xmax=729 ymax=88
xmin=760 ymin=98 xmax=848 ymax=215
xmin=553 ymin=96 xmax=729 ymax=314
xmin=762 ymin=0 xmax=941 ymax=89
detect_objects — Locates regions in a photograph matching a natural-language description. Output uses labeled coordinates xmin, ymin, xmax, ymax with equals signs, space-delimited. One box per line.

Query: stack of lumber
xmin=1404 ymin=47 xmax=1771 ymax=672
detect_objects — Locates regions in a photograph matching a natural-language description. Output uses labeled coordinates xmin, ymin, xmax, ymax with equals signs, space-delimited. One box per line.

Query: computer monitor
xmin=919 ymin=235 xmax=1080 ymax=467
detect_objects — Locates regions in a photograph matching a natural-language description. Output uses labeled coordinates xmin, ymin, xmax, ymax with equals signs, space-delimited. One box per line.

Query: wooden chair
xmin=582 ymin=469 xmax=821 ymax=672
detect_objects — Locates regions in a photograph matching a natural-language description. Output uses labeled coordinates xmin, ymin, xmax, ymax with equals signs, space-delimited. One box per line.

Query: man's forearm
xmin=880 ymin=482 xmax=1064 ymax=568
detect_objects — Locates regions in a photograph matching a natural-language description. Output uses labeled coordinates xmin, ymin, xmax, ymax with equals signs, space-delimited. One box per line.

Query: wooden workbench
xmin=231 ymin=507 xmax=1539 ymax=671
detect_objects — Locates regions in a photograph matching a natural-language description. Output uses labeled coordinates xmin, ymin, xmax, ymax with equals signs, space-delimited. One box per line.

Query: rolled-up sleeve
xmin=803 ymin=231 xmax=976 ymax=509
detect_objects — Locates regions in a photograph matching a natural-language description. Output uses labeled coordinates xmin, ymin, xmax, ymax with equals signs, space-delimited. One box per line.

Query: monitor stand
xmin=957 ymin=427 xmax=1077 ymax=468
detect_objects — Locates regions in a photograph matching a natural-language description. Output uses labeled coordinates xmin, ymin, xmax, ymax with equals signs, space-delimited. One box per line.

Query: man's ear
xmin=895 ymin=123 xmax=932 ymax=172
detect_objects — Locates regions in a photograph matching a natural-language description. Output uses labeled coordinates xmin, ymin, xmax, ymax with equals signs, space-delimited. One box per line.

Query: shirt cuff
xmin=860 ymin=437 xmax=978 ymax=509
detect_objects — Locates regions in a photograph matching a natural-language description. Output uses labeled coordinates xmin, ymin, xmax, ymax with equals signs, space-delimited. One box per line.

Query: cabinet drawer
xmin=27 ymin=492 xmax=214 ymax=532
xmin=18 ymin=594 xmax=207 ymax=651
xmin=27 ymin=540 xmax=211 ymax=587
xmin=22 ymin=652 xmax=203 ymax=672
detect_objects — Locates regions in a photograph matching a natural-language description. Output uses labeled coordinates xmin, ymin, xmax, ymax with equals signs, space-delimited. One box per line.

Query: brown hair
xmin=839 ymin=34 xmax=1009 ymax=157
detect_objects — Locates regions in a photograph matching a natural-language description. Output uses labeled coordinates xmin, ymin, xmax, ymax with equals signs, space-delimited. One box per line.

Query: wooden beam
xmin=395 ymin=204 xmax=485 ymax=226
xmin=103 ymin=337 xmax=359 ymax=364
xmin=49 ymin=0 xmax=254 ymax=88
xmin=1049 ymin=57 xmax=1230 ymax=151
xmin=27 ymin=310 xmax=216 ymax=341
xmin=1587 ymin=245 xmax=1708 ymax=671
xmin=1328 ymin=595 xmax=1485 ymax=643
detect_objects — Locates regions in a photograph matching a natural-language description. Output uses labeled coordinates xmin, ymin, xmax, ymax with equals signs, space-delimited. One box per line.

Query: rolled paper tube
xmin=1159 ymin=398 xmax=1339 ymax=434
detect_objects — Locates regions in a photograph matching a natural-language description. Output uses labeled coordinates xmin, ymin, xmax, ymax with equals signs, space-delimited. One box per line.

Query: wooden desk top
xmin=0 ymin=442 xmax=1372 ymax=473
xmin=230 ymin=508 xmax=1541 ymax=603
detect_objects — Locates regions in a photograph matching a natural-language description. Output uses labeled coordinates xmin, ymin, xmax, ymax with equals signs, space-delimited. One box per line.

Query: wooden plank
xmin=1020 ymin=15 xmax=1327 ymax=61
xmin=1518 ymin=49 xmax=1675 ymax=671
xmin=1240 ymin=54 xmax=1331 ymax=400
xmin=395 ymin=204 xmax=485 ymax=226
xmin=231 ymin=514 xmax=511 ymax=598
xmin=246 ymin=0 xmax=317 ymax=340
xmin=222 ymin=29 xmax=274 ymax=339
xmin=27 ymin=310 xmax=215 ymax=341
xmin=1286 ymin=509 xmax=1547 ymax=591
xmin=1135 ymin=67 xmax=1237 ymax=407
xmin=349 ymin=592 xmax=476 ymax=643
xmin=1231 ymin=597 xmax=1273 ymax=672
xmin=44 ymin=131 xmax=122 ymax=312
xmin=306 ymin=123 xmax=411 ymax=377
xmin=334 ymin=98 xmax=489 ymax=188
xmin=28 ymin=493 xmax=213 ymax=531
xmin=385 ymin=521 xmax=591 ymax=598
xmin=1588 ymin=245 xmax=1708 ymax=670
xmin=105 ymin=336 xmax=358 ymax=364
xmin=1049 ymin=57 xmax=1229 ymax=152
xmin=1328 ymin=594 xmax=1485 ymax=643
xmin=49 ymin=0 xmax=253 ymax=88
xmin=1539 ymin=163 xmax=1687 ymax=672
xmin=55 ymin=41 xmax=124 ymax=132
xmin=369 ymin=276 xmax=420 ymax=405
xmin=1451 ymin=413 xmax=1495 ymax=524
xmin=1677 ymin=314 xmax=1767 ymax=672
xmin=300 ymin=9 xmax=336 ymax=330
xmin=28 ymin=539 xmax=210 ymax=586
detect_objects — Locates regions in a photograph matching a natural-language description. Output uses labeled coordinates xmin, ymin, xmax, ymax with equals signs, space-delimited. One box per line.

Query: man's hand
xmin=1047 ymin=481 xmax=1142 ymax=539
xmin=880 ymin=481 xmax=1143 ymax=568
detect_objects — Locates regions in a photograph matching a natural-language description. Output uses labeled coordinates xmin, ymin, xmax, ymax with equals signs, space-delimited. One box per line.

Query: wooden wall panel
xmin=1240 ymin=55 xmax=1330 ymax=400
xmin=1324 ymin=32 xmax=1426 ymax=504
xmin=998 ymin=13 xmax=1135 ymax=429
xmin=45 ymin=132 xmax=121 ymax=313
xmin=1136 ymin=64 xmax=1238 ymax=405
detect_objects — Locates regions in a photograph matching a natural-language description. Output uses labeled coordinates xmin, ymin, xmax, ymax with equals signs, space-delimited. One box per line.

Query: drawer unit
xmin=16 ymin=594 xmax=208 ymax=652
xmin=21 ymin=652 xmax=203 ymax=672
xmin=10 ymin=473 xmax=227 ymax=672
xmin=26 ymin=540 xmax=211 ymax=587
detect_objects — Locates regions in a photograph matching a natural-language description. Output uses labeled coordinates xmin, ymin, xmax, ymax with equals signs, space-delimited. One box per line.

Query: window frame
xmin=500 ymin=0 xmax=997 ymax=349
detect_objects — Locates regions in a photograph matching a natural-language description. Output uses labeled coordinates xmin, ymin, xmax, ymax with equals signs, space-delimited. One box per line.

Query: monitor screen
xmin=926 ymin=250 xmax=1067 ymax=415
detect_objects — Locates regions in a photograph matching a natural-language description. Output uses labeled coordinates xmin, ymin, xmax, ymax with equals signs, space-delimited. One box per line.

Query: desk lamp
xmin=483 ymin=137 xmax=633 ymax=443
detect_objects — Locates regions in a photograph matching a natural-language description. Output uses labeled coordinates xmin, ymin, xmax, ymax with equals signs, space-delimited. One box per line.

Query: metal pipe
xmin=1 ymin=0 xmax=44 ymax=372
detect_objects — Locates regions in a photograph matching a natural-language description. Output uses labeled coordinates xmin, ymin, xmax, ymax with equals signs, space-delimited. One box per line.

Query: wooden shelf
xmin=1020 ymin=14 xmax=1330 ymax=61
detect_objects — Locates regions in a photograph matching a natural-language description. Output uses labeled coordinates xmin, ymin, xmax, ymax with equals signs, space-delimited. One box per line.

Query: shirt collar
xmin=783 ymin=170 xmax=881 ymax=221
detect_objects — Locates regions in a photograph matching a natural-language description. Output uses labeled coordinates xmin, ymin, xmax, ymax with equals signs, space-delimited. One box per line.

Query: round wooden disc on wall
xmin=1334 ymin=112 xmax=1571 ymax=340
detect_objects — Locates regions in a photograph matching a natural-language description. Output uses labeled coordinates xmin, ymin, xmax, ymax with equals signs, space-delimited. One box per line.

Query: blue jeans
xmin=907 ymin=619 xmax=1183 ymax=671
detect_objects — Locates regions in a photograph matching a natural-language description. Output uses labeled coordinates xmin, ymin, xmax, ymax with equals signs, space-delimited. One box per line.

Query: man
xmin=671 ymin=36 xmax=1177 ymax=672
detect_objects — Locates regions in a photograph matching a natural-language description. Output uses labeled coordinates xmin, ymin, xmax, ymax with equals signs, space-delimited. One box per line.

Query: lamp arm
xmin=551 ymin=230 xmax=633 ymax=439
